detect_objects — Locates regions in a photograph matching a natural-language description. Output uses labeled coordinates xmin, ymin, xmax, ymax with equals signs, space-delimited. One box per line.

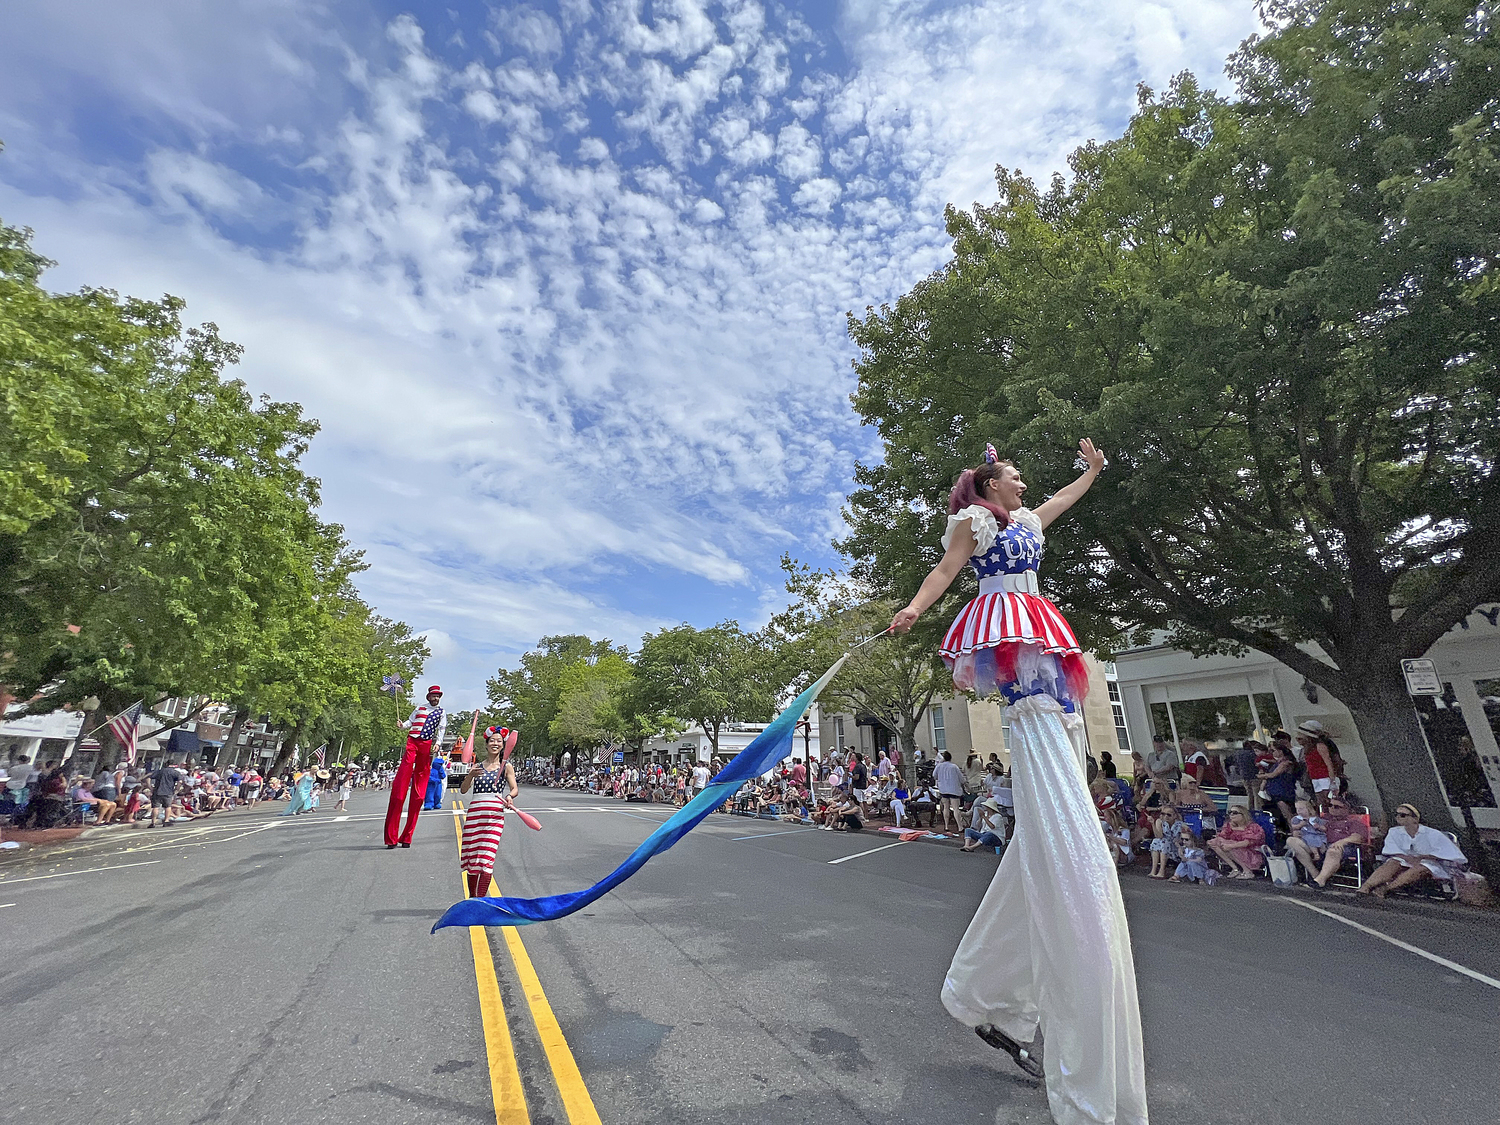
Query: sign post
xmin=1401 ymin=658 xmax=1442 ymax=695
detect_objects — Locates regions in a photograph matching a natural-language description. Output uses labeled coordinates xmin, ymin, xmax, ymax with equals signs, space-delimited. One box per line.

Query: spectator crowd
xmin=0 ymin=755 xmax=386 ymax=838
xmin=2 ymin=724 xmax=1478 ymax=905
xmin=513 ymin=721 xmax=1478 ymax=903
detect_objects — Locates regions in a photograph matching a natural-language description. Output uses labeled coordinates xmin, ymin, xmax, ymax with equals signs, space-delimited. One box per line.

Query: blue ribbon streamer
xmin=432 ymin=656 xmax=846 ymax=932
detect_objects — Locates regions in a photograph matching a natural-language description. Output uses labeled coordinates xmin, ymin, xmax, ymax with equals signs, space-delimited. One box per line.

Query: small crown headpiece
xmin=984 ymin=443 xmax=999 ymax=464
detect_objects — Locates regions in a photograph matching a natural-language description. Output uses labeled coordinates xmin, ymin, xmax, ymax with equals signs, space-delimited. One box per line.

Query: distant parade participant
xmin=891 ymin=440 xmax=1147 ymax=1125
xmin=423 ymin=750 xmax=450 ymax=810
xmin=458 ymin=726 xmax=519 ymax=898
xmin=384 ymin=685 xmax=447 ymax=849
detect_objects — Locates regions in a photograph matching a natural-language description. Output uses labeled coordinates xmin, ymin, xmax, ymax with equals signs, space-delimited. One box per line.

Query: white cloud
xmin=792 ymin=177 xmax=841 ymax=215
xmin=775 ymin=121 xmax=822 ymax=181
xmin=0 ymin=0 xmax=1265 ymax=700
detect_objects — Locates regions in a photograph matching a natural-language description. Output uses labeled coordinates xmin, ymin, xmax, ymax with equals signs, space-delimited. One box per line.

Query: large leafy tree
xmin=549 ymin=652 xmax=640 ymax=758
xmin=486 ymin=635 xmax=624 ymax=760
xmin=2 ymin=218 xmax=315 ymax=710
xmin=0 ymin=210 xmax=426 ymax=771
xmin=633 ymin=621 xmax=777 ymax=758
xmin=845 ymin=0 xmax=1499 ymax=842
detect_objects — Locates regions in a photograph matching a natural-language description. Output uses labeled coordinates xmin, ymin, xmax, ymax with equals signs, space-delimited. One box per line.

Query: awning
xmin=166 ymin=728 xmax=201 ymax=759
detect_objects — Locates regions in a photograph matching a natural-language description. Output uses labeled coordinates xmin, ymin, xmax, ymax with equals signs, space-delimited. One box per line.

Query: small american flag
xmin=107 ymin=702 xmax=143 ymax=765
xmin=313 ymin=745 xmax=326 ymax=767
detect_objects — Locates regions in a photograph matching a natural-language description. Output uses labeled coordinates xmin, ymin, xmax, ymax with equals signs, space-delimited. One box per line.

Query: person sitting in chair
xmin=1358 ymin=804 xmax=1466 ymax=898
xmin=1288 ymin=795 xmax=1369 ymax=889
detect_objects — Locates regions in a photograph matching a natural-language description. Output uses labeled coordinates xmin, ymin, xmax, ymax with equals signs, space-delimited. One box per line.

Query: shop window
xmin=1414 ymin=683 xmax=1498 ymax=809
xmin=1108 ymin=681 xmax=1131 ymax=752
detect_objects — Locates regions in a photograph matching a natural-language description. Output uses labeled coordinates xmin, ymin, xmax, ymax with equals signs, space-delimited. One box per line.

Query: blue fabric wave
xmin=432 ymin=656 xmax=847 ymax=932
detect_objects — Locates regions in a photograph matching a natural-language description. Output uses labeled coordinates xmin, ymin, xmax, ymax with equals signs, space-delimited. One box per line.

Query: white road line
xmin=0 ymin=903 xmax=15 ymax=909
xmin=1283 ymin=899 xmax=1500 ymax=990
xmin=828 ymin=840 xmax=910 ymax=864
xmin=0 ymin=859 xmax=162 ymax=885
xmin=333 ymin=815 xmax=350 ymax=822
xmin=733 ymin=828 xmax=822 ymax=841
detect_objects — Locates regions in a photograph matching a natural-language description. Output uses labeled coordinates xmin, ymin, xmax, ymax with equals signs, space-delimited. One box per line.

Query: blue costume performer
xmin=892 ymin=440 xmax=1147 ymax=1125
xmin=423 ymin=754 xmax=449 ymax=810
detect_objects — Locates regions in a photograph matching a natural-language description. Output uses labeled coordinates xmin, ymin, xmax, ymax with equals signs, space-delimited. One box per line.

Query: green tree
xmin=845 ymin=0 xmax=1500 ymax=847
xmin=549 ymin=652 xmax=636 ymax=755
xmin=486 ymin=635 xmax=623 ymax=761
xmin=0 ymin=207 xmax=427 ymax=776
xmin=633 ymin=621 xmax=776 ymax=758
xmin=1 ymin=217 xmax=326 ymax=716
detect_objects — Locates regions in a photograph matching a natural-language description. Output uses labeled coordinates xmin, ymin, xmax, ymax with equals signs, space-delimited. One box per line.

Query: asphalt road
xmin=2 ymin=787 xmax=1497 ymax=1125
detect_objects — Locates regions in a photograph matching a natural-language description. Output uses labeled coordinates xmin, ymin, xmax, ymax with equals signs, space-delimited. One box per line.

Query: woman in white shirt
xmin=1358 ymin=803 xmax=1467 ymax=898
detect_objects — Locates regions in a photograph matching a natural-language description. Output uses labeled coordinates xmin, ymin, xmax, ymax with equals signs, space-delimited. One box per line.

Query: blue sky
xmin=0 ymin=0 xmax=1260 ymax=708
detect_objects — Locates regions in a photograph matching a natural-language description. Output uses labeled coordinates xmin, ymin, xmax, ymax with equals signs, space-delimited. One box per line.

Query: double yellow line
xmin=451 ymin=799 xmax=602 ymax=1125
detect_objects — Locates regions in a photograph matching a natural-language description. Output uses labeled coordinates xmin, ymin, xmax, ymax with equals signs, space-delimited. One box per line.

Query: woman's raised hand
xmin=1079 ymin=438 xmax=1106 ymax=474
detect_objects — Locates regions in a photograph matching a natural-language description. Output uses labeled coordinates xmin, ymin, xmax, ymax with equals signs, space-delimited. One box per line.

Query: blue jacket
xmin=429 ymin=758 xmax=448 ymax=786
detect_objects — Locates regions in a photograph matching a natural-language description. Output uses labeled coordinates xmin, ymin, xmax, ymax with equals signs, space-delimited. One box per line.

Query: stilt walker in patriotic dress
xmin=459 ymin=726 xmax=519 ymax=898
xmin=891 ymin=440 xmax=1148 ymax=1125
xmin=384 ymin=685 xmax=447 ymax=849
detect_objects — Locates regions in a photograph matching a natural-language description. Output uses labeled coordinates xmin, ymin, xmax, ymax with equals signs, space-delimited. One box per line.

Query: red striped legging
xmin=461 ymin=799 xmax=506 ymax=897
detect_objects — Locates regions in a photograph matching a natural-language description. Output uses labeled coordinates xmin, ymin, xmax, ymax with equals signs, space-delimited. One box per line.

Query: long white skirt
xmin=941 ymin=693 xmax=1149 ymax=1125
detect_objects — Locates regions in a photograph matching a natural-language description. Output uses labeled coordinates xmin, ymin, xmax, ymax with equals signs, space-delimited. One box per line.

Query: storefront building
xmin=1112 ymin=604 xmax=1500 ymax=827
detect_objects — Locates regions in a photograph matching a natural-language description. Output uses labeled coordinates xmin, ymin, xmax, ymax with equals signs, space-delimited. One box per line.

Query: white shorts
xmin=852 ymin=788 xmax=867 ymax=802
xmin=1312 ymin=777 xmax=1333 ymax=793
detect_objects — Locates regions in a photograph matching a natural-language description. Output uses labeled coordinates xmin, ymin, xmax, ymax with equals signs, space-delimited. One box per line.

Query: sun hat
xmin=1296 ymin=720 xmax=1325 ymax=736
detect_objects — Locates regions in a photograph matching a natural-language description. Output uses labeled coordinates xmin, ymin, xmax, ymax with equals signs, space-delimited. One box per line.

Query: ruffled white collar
xmin=942 ymin=504 xmax=1043 ymax=557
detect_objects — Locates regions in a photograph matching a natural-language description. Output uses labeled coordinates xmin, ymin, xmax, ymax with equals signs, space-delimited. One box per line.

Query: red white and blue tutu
xmin=938 ymin=506 xmax=1090 ymax=709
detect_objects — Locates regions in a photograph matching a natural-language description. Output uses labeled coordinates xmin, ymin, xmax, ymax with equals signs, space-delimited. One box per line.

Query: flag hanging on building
xmin=106 ymin=702 xmax=144 ymax=765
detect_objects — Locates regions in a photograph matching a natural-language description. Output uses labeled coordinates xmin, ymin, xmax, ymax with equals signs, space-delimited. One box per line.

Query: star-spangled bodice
xmin=470 ymin=766 xmax=507 ymax=795
xmin=970 ymin=518 xmax=1044 ymax=580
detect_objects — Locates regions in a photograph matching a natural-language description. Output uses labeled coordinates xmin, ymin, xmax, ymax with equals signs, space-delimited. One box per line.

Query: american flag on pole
xmin=107 ymin=702 xmax=144 ymax=765
xmin=313 ymin=745 xmax=326 ymax=767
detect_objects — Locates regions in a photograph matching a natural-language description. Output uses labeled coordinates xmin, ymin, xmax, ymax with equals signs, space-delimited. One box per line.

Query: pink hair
xmin=948 ymin=465 xmax=1011 ymax=526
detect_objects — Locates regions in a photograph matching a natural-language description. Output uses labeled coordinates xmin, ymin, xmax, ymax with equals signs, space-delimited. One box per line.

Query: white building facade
xmin=1112 ymin=603 xmax=1500 ymax=827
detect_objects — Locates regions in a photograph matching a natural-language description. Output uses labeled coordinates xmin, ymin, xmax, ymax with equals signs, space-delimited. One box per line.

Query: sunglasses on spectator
xmin=1395 ymin=811 xmax=1416 ymax=818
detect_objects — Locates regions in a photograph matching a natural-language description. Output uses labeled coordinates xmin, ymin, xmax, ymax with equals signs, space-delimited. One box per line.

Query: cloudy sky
xmin=0 ymin=0 xmax=1260 ymax=708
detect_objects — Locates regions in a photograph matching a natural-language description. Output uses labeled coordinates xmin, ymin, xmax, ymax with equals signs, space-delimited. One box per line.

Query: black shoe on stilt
xmin=975 ymin=1025 xmax=1044 ymax=1078
xmin=400 ymin=842 xmax=411 ymax=848
xmin=386 ymin=844 xmax=397 ymax=849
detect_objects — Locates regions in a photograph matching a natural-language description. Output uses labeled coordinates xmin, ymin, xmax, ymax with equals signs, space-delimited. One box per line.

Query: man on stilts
xmin=384 ymin=685 xmax=447 ymax=849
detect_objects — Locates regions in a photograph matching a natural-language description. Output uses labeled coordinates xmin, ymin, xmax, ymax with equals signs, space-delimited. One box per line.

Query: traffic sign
xmin=1401 ymin=658 xmax=1441 ymax=695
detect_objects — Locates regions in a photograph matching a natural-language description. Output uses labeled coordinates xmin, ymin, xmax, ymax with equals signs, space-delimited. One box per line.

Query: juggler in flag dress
xmin=939 ymin=505 xmax=1148 ymax=1125
xmin=460 ymin=766 xmax=507 ymax=881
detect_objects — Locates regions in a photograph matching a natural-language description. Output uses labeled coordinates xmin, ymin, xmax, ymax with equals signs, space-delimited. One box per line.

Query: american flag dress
xmin=938 ymin=505 xmax=1090 ymax=708
xmin=460 ymin=766 xmax=508 ymax=876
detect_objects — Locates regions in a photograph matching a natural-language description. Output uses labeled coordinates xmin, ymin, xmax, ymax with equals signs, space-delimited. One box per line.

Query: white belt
xmin=978 ymin=572 xmax=1040 ymax=596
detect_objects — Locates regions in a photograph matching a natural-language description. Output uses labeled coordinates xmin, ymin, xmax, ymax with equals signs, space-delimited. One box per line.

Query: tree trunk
xmin=1342 ymin=664 xmax=1495 ymax=883
xmin=221 ymin=710 xmax=246 ymax=769
xmin=269 ymin=719 xmax=304 ymax=778
xmin=1343 ymin=668 xmax=1454 ymax=828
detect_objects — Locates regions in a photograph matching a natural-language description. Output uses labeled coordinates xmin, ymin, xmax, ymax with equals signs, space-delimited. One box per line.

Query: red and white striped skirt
xmin=940 ymin=593 xmax=1090 ymax=704
xmin=460 ymin=799 xmax=506 ymax=875
xmin=940 ymin=591 xmax=1081 ymax=658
